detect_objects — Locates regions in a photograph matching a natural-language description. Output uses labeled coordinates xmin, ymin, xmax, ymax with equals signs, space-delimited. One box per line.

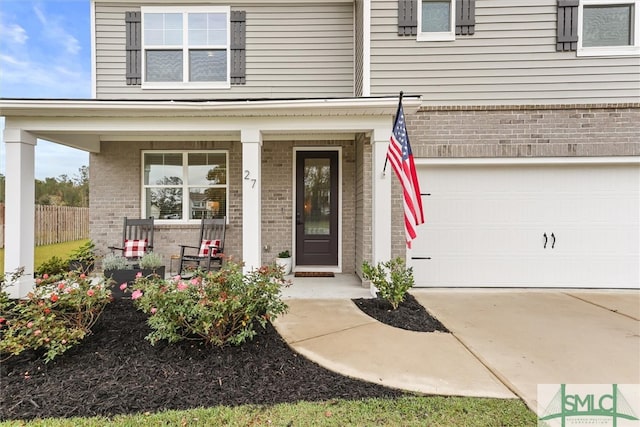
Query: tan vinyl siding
xmin=354 ymin=0 xmax=364 ymax=97
xmin=95 ymin=3 xmax=354 ymax=99
xmin=370 ymin=0 xmax=640 ymax=105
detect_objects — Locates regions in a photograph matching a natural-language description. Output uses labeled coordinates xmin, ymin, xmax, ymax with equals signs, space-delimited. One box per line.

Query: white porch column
xmin=3 ymin=129 xmax=37 ymax=298
xmin=371 ymin=127 xmax=392 ymax=265
xmin=241 ymin=129 xmax=262 ymax=273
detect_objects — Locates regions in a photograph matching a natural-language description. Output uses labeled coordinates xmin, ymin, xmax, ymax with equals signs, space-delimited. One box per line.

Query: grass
xmin=0 ymin=396 xmax=537 ymax=426
xmin=0 ymin=239 xmax=89 ymax=275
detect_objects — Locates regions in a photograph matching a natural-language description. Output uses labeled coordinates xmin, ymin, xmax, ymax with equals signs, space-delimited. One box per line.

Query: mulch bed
xmin=0 ymin=299 xmax=407 ymax=421
xmin=353 ymin=293 xmax=450 ymax=333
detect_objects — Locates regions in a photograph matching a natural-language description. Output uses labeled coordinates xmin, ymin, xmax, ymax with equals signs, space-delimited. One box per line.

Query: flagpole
xmin=383 ymin=91 xmax=404 ymax=175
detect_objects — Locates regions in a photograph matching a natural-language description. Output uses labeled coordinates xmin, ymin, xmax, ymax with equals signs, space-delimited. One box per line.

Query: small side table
xmin=169 ymin=255 xmax=180 ymax=276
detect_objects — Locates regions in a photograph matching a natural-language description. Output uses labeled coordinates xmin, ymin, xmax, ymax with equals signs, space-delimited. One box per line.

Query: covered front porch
xmin=1 ymin=97 xmax=421 ymax=298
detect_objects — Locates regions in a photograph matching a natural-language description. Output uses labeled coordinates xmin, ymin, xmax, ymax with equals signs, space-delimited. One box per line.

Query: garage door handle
xmin=551 ymin=233 xmax=556 ymax=249
xmin=543 ymin=233 xmax=548 ymax=248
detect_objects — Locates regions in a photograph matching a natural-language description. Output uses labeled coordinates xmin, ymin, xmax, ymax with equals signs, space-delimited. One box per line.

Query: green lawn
xmin=0 ymin=396 xmax=536 ymax=426
xmin=0 ymin=239 xmax=89 ymax=275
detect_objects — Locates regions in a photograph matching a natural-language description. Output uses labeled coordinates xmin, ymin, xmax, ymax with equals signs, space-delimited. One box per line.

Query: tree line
xmin=0 ymin=166 xmax=89 ymax=207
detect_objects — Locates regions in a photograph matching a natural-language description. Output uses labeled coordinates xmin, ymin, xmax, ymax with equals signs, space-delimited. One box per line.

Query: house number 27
xmin=244 ymin=170 xmax=257 ymax=189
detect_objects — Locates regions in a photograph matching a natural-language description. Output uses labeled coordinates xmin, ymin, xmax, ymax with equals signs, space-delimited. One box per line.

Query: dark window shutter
xmin=456 ymin=0 xmax=476 ymax=35
xmin=398 ymin=0 xmax=418 ymax=36
xmin=125 ymin=11 xmax=142 ymax=85
xmin=230 ymin=11 xmax=246 ymax=85
xmin=557 ymin=0 xmax=579 ymax=51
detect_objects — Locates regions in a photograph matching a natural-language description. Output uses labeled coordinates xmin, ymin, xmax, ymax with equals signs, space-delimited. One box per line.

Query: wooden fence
xmin=0 ymin=204 xmax=89 ymax=248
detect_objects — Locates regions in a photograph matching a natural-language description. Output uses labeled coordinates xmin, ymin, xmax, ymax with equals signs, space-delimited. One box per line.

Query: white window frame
xmin=142 ymin=150 xmax=229 ymax=224
xmin=417 ymin=0 xmax=456 ymax=42
xmin=578 ymin=0 xmax=640 ymax=56
xmin=141 ymin=6 xmax=231 ymax=89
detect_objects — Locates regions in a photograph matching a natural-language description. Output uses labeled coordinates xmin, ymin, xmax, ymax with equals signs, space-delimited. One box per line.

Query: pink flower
xmin=35 ymin=278 xmax=42 ymax=285
xmin=34 ymin=330 xmax=41 ymax=336
xmin=119 ymin=283 xmax=128 ymax=291
xmin=57 ymin=283 xmax=65 ymax=290
xmin=150 ymin=307 xmax=157 ymax=314
xmin=177 ymin=282 xmax=188 ymax=291
xmin=131 ymin=290 xmax=143 ymax=300
xmin=80 ymin=273 xmax=86 ymax=279
xmin=190 ymin=278 xmax=200 ymax=286
xmin=43 ymin=274 xmax=49 ymax=280
xmin=50 ymin=294 xmax=59 ymax=302
xmin=86 ymin=289 xmax=95 ymax=297
xmin=27 ymin=322 xmax=34 ymax=328
xmin=173 ymin=275 xmax=181 ymax=281
xmin=136 ymin=271 xmax=143 ymax=278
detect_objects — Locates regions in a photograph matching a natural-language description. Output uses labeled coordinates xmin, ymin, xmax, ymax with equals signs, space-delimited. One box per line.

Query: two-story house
xmin=2 ymin=0 xmax=639 ymax=298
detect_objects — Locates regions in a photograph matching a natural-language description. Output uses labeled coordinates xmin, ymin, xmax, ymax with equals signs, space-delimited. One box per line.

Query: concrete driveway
xmin=412 ymin=289 xmax=640 ymax=411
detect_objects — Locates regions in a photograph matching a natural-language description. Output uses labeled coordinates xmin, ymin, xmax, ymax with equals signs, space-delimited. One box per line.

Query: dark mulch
xmin=0 ymin=299 xmax=407 ymax=421
xmin=353 ymin=293 xmax=450 ymax=333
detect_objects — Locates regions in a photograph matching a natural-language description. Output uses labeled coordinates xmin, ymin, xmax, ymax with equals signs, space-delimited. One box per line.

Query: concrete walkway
xmin=273 ymin=287 xmax=640 ymax=412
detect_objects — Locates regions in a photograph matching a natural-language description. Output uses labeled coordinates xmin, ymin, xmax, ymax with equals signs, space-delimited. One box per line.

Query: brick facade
xmin=408 ymin=105 xmax=640 ymax=158
xmin=89 ymin=104 xmax=638 ymax=274
xmin=91 ymin=139 xmax=358 ymax=273
xmin=261 ymin=140 xmax=357 ymax=272
xmin=90 ymin=140 xmax=243 ymax=272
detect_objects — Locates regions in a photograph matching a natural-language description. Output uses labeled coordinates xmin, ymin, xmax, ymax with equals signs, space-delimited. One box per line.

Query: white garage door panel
xmin=410 ymin=162 xmax=640 ymax=288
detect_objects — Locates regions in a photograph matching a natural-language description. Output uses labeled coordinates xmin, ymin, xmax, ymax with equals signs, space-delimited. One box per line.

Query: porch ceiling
xmin=0 ymin=97 xmax=421 ymax=153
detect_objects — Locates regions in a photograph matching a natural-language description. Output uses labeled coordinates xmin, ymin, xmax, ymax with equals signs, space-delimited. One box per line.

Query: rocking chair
xmin=108 ymin=217 xmax=155 ymax=262
xmin=178 ymin=217 xmax=226 ymax=275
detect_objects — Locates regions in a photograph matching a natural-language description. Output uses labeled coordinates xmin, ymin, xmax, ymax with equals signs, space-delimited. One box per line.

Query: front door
xmin=295 ymin=151 xmax=339 ymax=266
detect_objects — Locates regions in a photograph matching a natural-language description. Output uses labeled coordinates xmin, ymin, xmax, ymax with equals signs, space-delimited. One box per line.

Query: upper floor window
xmin=418 ymin=0 xmax=456 ymax=41
xmin=141 ymin=6 xmax=230 ymax=88
xmin=143 ymin=151 xmax=228 ymax=222
xmin=578 ymin=0 xmax=639 ymax=56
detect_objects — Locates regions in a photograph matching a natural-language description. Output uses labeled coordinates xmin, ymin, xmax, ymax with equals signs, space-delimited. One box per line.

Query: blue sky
xmin=0 ymin=0 xmax=91 ymax=180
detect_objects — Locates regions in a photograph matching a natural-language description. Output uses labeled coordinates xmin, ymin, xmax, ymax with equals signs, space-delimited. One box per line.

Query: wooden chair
xmin=178 ymin=217 xmax=226 ymax=275
xmin=108 ymin=217 xmax=155 ymax=262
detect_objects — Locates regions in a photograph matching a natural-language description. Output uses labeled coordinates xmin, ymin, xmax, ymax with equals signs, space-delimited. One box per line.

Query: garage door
xmin=410 ymin=159 xmax=640 ymax=288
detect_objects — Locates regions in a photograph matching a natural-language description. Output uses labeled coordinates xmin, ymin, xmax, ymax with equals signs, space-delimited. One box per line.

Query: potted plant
xmin=275 ymin=250 xmax=292 ymax=275
xmin=102 ymin=253 xmax=133 ymax=298
xmin=68 ymin=240 xmax=96 ymax=274
xmin=139 ymin=252 xmax=165 ymax=278
xmin=103 ymin=252 xmax=165 ymax=298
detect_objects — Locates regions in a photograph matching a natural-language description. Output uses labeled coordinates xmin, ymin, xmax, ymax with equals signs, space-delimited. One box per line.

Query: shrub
xmin=0 ymin=268 xmax=25 ymax=339
xmin=139 ymin=252 xmax=163 ymax=269
xmin=0 ymin=271 xmax=112 ymax=363
xmin=68 ymin=240 xmax=96 ymax=273
xmin=102 ymin=253 xmax=130 ymax=271
xmin=34 ymin=256 xmax=69 ymax=277
xmin=129 ymin=261 xmax=289 ymax=347
xmin=362 ymin=257 xmax=415 ymax=310
xmin=277 ymin=250 xmax=290 ymax=258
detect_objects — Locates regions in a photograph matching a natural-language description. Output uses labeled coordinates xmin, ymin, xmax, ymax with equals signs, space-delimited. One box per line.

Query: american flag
xmin=386 ymin=96 xmax=424 ymax=248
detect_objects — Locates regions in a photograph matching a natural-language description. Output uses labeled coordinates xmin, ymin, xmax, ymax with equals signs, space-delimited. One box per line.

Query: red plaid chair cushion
xmin=123 ymin=239 xmax=147 ymax=258
xmin=199 ymin=239 xmax=221 ymax=257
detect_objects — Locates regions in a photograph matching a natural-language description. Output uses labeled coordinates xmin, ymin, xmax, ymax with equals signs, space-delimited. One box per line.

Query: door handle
xmin=296 ymin=212 xmax=303 ymax=225
xmin=551 ymin=233 xmax=556 ymax=249
xmin=543 ymin=233 xmax=548 ymax=249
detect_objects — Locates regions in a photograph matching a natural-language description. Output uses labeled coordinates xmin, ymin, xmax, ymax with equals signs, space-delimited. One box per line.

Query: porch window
xmin=578 ymin=0 xmax=640 ymax=56
xmin=142 ymin=151 xmax=228 ymax=221
xmin=141 ymin=6 xmax=230 ymax=88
